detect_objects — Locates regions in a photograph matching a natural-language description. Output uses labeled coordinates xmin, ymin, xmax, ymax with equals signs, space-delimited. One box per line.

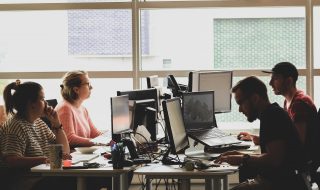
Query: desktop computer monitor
xmin=131 ymin=99 xmax=157 ymax=141
xmin=146 ymin=75 xmax=160 ymax=88
xmin=111 ymin=95 xmax=131 ymax=136
xmin=117 ymin=88 xmax=158 ymax=141
xmin=117 ymin=88 xmax=158 ymax=112
xmin=162 ymin=98 xmax=189 ymax=155
xmin=188 ymin=70 xmax=232 ymax=113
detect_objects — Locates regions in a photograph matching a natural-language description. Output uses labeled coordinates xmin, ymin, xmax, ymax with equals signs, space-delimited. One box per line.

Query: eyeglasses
xmin=80 ymin=82 xmax=92 ymax=87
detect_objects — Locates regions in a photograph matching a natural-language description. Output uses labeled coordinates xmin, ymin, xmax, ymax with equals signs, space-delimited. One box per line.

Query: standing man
xmin=216 ymin=76 xmax=307 ymax=190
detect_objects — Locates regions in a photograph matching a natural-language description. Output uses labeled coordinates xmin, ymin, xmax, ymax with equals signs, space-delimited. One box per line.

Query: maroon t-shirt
xmin=284 ymin=90 xmax=317 ymax=124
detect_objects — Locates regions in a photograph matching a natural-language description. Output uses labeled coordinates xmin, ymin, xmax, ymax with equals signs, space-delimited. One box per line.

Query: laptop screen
xmin=182 ymin=91 xmax=217 ymax=130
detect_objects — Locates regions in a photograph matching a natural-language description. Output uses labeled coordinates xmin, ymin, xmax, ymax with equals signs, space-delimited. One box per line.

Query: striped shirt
xmin=1 ymin=115 xmax=55 ymax=165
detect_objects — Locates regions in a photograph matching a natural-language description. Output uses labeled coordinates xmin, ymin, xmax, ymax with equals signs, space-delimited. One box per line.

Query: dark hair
xmin=60 ymin=70 xmax=88 ymax=103
xmin=262 ymin=62 xmax=298 ymax=83
xmin=232 ymin=76 xmax=269 ymax=101
xmin=3 ymin=81 xmax=43 ymax=116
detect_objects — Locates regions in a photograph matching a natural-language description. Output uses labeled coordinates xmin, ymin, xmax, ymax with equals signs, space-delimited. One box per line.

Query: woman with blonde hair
xmin=56 ymin=70 xmax=102 ymax=148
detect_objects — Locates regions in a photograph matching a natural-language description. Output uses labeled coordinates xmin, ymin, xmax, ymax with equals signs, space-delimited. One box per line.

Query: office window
xmin=140 ymin=7 xmax=305 ymax=71
xmin=2 ymin=0 xmax=130 ymax=3
xmin=214 ymin=18 xmax=305 ymax=70
xmin=314 ymin=77 xmax=320 ymax=107
xmin=314 ymin=6 xmax=320 ymax=68
xmin=68 ymin=10 xmax=149 ymax=56
xmin=0 ymin=9 xmax=132 ymax=72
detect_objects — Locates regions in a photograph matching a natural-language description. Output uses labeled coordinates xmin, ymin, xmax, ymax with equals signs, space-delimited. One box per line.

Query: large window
xmin=0 ymin=1 xmax=318 ymax=131
xmin=140 ymin=7 xmax=305 ymax=71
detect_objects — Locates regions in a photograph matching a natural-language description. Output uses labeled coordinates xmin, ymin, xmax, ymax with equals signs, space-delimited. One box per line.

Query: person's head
xmin=60 ymin=70 xmax=92 ymax=103
xmin=3 ymin=80 xmax=46 ymax=118
xmin=264 ymin=62 xmax=298 ymax=95
xmin=232 ymin=76 xmax=269 ymax=122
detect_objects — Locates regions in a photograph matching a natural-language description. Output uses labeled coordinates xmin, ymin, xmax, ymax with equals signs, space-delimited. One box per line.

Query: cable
xmin=131 ymin=131 xmax=154 ymax=159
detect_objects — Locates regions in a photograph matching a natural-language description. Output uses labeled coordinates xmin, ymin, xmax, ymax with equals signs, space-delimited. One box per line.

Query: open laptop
xmin=182 ymin=91 xmax=240 ymax=147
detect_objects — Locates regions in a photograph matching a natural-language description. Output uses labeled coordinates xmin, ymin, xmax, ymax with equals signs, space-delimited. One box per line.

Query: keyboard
xmin=71 ymin=152 xmax=99 ymax=164
xmin=191 ymin=128 xmax=229 ymax=139
xmin=90 ymin=132 xmax=112 ymax=145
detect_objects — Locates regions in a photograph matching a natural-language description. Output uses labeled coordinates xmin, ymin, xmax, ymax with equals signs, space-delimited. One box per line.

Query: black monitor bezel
xmin=117 ymin=88 xmax=158 ymax=112
xmin=162 ymin=98 xmax=190 ymax=155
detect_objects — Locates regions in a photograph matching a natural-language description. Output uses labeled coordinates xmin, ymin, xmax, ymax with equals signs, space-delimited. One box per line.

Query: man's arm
xmin=215 ymin=140 xmax=285 ymax=168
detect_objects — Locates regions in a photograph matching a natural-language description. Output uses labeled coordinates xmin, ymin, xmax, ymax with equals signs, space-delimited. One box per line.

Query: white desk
xmin=31 ymin=156 xmax=133 ymax=190
xmin=135 ymin=163 xmax=237 ymax=190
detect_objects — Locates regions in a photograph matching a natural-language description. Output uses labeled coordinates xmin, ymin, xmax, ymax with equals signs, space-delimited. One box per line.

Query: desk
xmin=31 ymin=156 xmax=133 ymax=190
xmin=135 ymin=164 xmax=237 ymax=190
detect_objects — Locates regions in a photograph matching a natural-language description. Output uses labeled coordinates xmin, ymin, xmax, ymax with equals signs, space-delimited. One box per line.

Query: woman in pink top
xmin=56 ymin=70 xmax=102 ymax=148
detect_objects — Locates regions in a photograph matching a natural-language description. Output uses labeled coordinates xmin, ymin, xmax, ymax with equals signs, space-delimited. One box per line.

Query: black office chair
xmin=41 ymin=99 xmax=58 ymax=129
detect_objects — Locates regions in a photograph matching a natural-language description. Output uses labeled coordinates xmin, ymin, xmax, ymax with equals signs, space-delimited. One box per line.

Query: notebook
xmin=182 ymin=91 xmax=240 ymax=147
xmin=71 ymin=152 xmax=99 ymax=164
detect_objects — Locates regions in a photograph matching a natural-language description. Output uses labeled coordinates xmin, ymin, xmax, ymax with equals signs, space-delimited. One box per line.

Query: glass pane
xmin=314 ymin=6 xmax=320 ymax=68
xmin=140 ymin=7 xmax=305 ymax=71
xmin=0 ymin=78 xmax=133 ymax=131
xmin=0 ymin=9 xmax=132 ymax=72
xmin=1 ymin=0 xmax=129 ymax=3
xmin=314 ymin=77 xmax=320 ymax=107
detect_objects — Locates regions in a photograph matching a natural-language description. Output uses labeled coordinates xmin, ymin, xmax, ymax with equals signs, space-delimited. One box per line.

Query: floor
xmin=129 ymin=184 xmax=213 ymax=190
xmin=128 ymin=176 xmax=238 ymax=190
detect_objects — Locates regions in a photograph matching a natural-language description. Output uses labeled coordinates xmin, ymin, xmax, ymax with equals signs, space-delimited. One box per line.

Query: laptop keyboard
xmin=90 ymin=132 xmax=112 ymax=145
xmin=191 ymin=128 xmax=229 ymax=139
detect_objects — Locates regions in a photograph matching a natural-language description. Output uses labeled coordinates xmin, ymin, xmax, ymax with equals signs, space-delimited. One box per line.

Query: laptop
xmin=182 ymin=91 xmax=240 ymax=147
xmin=90 ymin=131 xmax=112 ymax=145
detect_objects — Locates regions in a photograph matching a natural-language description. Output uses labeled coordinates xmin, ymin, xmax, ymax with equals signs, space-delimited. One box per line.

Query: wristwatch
xmin=242 ymin=154 xmax=250 ymax=166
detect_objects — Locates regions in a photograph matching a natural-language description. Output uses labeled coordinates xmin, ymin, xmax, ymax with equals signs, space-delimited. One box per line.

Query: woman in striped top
xmin=0 ymin=80 xmax=74 ymax=190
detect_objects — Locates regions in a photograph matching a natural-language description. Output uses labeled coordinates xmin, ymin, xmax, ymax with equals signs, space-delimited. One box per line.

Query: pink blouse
xmin=55 ymin=100 xmax=101 ymax=147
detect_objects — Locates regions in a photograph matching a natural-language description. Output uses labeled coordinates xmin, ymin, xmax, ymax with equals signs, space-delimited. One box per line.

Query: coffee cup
xmin=49 ymin=144 xmax=63 ymax=170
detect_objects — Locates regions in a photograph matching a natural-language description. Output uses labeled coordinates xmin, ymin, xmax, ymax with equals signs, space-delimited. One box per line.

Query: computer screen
xmin=131 ymin=99 xmax=157 ymax=141
xmin=110 ymin=95 xmax=131 ymax=135
xmin=117 ymin=88 xmax=158 ymax=112
xmin=162 ymin=98 xmax=189 ymax=154
xmin=117 ymin=88 xmax=158 ymax=141
xmin=189 ymin=70 xmax=232 ymax=113
xmin=182 ymin=91 xmax=216 ymax=130
xmin=146 ymin=75 xmax=159 ymax=88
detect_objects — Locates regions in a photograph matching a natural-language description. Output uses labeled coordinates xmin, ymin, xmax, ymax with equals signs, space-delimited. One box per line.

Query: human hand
xmin=44 ymin=105 xmax=60 ymax=129
xmin=237 ymin=132 xmax=252 ymax=141
xmin=214 ymin=151 xmax=243 ymax=165
xmin=63 ymin=153 xmax=72 ymax=160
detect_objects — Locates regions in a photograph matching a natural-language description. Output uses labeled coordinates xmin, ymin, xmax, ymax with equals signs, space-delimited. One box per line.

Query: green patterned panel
xmin=214 ymin=18 xmax=305 ymax=69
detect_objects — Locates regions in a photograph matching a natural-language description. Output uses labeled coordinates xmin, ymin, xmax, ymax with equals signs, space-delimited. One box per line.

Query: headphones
xmin=183 ymin=160 xmax=210 ymax=171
